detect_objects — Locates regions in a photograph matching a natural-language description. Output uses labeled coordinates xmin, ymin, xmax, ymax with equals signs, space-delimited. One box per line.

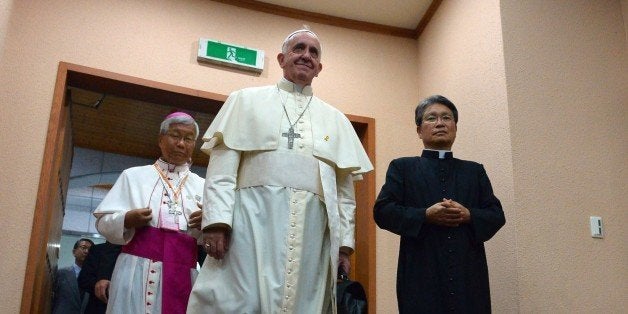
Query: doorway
xmin=22 ymin=62 xmax=376 ymax=312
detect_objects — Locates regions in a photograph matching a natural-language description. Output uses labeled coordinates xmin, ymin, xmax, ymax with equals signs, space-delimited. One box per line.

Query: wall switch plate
xmin=590 ymin=216 xmax=603 ymax=238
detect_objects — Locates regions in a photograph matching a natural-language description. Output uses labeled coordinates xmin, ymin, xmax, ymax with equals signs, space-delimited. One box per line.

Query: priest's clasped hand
xmin=425 ymin=198 xmax=471 ymax=227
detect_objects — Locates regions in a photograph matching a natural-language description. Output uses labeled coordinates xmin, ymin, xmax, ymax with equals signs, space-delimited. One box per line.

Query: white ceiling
xmin=257 ymin=0 xmax=434 ymax=29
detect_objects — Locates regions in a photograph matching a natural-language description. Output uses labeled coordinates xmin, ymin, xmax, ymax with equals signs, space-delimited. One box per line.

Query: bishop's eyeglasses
xmin=166 ymin=132 xmax=196 ymax=145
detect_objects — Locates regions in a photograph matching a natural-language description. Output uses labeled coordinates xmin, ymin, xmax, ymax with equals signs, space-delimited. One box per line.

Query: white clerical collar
xmin=278 ymin=78 xmax=313 ymax=96
xmin=72 ymin=263 xmax=81 ymax=278
xmin=156 ymin=158 xmax=189 ymax=173
xmin=425 ymin=149 xmax=452 ymax=159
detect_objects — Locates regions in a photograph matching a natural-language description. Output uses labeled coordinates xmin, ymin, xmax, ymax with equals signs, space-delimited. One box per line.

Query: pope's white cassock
xmin=94 ymin=159 xmax=204 ymax=314
xmin=187 ymin=79 xmax=373 ymax=313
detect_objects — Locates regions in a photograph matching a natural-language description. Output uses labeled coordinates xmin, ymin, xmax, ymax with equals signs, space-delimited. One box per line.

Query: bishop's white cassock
xmin=94 ymin=159 xmax=204 ymax=314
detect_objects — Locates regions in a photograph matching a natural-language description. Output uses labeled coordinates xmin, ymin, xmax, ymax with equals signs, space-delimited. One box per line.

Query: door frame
xmin=22 ymin=62 xmax=377 ymax=312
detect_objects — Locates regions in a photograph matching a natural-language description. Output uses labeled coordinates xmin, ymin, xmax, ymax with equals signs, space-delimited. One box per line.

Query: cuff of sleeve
xmin=340 ymin=246 xmax=354 ymax=255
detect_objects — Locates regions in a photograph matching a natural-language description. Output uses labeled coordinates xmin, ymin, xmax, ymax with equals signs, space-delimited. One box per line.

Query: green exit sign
xmin=197 ymin=38 xmax=264 ymax=73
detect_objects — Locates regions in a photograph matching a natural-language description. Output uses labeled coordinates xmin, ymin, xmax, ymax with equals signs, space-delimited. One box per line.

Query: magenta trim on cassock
xmin=122 ymin=226 xmax=197 ymax=314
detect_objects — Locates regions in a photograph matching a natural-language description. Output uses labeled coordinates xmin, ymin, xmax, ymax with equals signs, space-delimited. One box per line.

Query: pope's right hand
xmin=124 ymin=208 xmax=152 ymax=229
xmin=203 ymin=225 xmax=231 ymax=260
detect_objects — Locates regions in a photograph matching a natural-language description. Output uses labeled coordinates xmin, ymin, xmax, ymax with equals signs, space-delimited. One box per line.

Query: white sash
xmin=237 ymin=150 xmax=323 ymax=196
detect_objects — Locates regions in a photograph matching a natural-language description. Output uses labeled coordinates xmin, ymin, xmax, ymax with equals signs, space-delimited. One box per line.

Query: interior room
xmin=0 ymin=1 xmax=626 ymax=313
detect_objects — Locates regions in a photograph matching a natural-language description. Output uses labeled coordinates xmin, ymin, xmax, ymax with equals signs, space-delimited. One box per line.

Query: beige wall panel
xmin=501 ymin=0 xmax=627 ymax=312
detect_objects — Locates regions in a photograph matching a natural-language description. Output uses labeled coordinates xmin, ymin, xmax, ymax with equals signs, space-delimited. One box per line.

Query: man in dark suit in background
xmin=52 ymin=238 xmax=94 ymax=314
xmin=374 ymin=95 xmax=506 ymax=314
xmin=77 ymin=241 xmax=122 ymax=314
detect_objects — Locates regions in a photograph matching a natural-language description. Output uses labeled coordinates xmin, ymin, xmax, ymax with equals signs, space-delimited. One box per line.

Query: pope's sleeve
xmin=202 ymin=142 xmax=241 ymax=230
xmin=337 ymin=171 xmax=356 ymax=253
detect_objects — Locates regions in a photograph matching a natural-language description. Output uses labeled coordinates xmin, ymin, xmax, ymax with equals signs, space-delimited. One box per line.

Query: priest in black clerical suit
xmin=374 ymin=95 xmax=505 ymax=314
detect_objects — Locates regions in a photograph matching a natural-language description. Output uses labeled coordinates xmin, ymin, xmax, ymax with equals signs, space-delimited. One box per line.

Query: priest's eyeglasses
xmin=166 ymin=132 xmax=195 ymax=145
xmin=423 ymin=114 xmax=454 ymax=124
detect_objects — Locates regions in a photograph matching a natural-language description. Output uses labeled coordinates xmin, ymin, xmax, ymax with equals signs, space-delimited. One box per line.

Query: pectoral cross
xmin=167 ymin=201 xmax=183 ymax=218
xmin=282 ymin=126 xmax=301 ymax=149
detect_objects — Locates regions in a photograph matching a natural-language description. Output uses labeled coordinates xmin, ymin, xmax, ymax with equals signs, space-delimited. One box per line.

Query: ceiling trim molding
xmin=212 ymin=0 xmax=425 ymax=39
xmin=414 ymin=0 xmax=442 ymax=39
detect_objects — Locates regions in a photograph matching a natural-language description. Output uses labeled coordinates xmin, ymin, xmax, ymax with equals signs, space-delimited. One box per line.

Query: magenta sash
xmin=122 ymin=226 xmax=197 ymax=314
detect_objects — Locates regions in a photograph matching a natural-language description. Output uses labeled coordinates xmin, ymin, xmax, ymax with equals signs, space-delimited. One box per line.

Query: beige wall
xmin=624 ymin=0 xmax=628 ymax=46
xmin=0 ymin=0 xmax=625 ymax=313
xmin=501 ymin=0 xmax=627 ymax=312
xmin=0 ymin=0 xmax=12 ymax=55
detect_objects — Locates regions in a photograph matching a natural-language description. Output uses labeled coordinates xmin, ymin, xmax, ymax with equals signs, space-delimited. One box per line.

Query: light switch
xmin=590 ymin=216 xmax=603 ymax=238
